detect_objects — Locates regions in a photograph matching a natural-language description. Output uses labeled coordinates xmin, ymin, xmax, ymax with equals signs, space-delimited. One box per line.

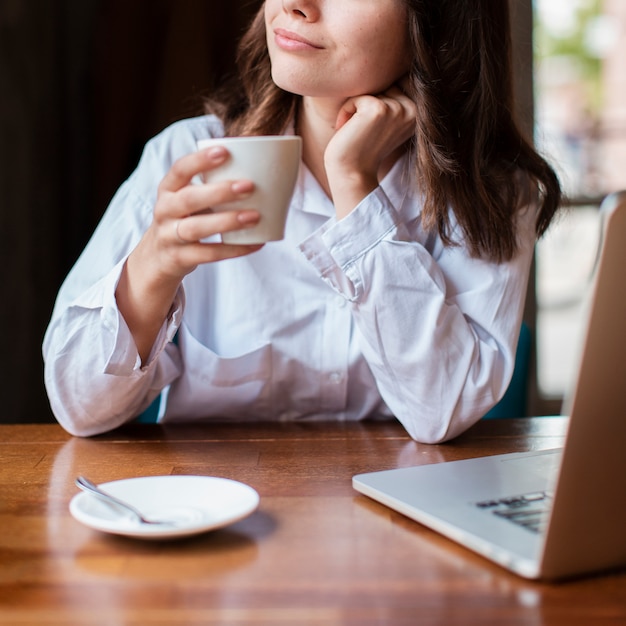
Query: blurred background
xmin=534 ymin=0 xmax=626 ymax=411
xmin=0 ymin=0 xmax=624 ymax=424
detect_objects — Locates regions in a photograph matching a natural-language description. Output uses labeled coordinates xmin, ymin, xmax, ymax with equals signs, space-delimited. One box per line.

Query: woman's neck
xmin=297 ymin=97 xmax=344 ymax=198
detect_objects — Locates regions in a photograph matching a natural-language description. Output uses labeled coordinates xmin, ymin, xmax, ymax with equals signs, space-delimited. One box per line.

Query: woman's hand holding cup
xmin=116 ymin=145 xmax=264 ymax=362
xmin=146 ymin=145 xmax=265 ymax=282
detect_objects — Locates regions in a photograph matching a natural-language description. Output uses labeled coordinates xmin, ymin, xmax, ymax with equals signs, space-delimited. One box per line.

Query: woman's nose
xmin=281 ymin=0 xmax=319 ymax=21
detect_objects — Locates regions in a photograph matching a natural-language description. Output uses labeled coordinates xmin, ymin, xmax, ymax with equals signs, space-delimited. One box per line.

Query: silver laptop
xmin=353 ymin=191 xmax=626 ymax=580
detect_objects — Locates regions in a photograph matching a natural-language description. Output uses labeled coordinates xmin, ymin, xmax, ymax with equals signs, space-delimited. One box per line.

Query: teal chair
xmin=483 ymin=322 xmax=531 ymax=419
xmin=136 ymin=395 xmax=161 ymax=423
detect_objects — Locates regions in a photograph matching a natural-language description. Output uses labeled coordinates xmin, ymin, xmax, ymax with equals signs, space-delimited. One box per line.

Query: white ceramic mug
xmin=197 ymin=135 xmax=302 ymax=244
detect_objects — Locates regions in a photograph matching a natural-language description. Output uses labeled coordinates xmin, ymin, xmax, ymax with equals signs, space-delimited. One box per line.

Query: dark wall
xmin=0 ymin=0 xmax=261 ymax=423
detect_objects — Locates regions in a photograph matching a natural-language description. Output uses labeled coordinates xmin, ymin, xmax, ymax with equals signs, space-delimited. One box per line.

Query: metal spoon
xmin=75 ymin=476 xmax=173 ymax=525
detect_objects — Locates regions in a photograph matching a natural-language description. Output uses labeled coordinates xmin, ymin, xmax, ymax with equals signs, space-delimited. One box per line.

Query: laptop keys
xmin=475 ymin=491 xmax=553 ymax=533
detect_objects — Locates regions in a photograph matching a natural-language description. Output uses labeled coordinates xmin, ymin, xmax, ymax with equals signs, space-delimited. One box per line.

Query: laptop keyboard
xmin=475 ymin=491 xmax=553 ymax=534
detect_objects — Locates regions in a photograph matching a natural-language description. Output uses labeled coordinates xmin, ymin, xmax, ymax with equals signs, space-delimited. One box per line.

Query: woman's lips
xmin=273 ymin=28 xmax=323 ymax=51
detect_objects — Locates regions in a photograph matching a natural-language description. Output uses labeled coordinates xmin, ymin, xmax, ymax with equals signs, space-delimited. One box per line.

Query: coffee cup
xmin=197 ymin=135 xmax=302 ymax=244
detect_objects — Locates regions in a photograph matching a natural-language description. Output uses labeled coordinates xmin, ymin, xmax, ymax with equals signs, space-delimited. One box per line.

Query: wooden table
xmin=1 ymin=418 xmax=625 ymax=624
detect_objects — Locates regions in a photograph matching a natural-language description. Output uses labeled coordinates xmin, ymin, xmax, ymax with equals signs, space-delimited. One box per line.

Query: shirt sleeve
xmin=41 ymin=118 xmax=213 ymax=436
xmin=299 ymin=185 xmax=537 ymax=443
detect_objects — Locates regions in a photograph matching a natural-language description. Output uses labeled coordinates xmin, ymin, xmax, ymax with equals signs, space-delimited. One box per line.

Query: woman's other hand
xmin=325 ymin=86 xmax=417 ymax=219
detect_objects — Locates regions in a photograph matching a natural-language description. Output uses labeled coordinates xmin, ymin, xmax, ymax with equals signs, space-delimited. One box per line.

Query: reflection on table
xmin=1 ymin=418 xmax=625 ymax=624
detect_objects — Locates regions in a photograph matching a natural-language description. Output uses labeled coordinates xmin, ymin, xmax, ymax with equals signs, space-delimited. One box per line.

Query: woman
xmin=43 ymin=0 xmax=561 ymax=440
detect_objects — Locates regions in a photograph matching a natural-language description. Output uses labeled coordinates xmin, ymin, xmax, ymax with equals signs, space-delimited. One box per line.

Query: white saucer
xmin=69 ymin=475 xmax=259 ymax=539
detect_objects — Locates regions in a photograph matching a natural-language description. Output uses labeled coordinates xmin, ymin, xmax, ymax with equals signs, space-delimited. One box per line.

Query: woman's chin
xmin=270 ymin=69 xmax=349 ymax=99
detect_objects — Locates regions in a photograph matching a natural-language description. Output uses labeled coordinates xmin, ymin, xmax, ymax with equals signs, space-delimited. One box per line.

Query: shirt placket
xmin=319 ymin=294 xmax=352 ymax=411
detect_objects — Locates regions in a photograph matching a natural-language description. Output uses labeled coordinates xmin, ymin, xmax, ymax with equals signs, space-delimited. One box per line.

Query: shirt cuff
xmin=299 ymin=187 xmax=400 ymax=299
xmin=72 ymin=259 xmax=184 ymax=376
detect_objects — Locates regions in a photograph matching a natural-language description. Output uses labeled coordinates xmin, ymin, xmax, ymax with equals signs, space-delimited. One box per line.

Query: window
xmin=534 ymin=0 xmax=626 ymax=405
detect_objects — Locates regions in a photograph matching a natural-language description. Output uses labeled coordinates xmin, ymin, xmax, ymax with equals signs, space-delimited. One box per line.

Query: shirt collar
xmin=291 ymin=145 xmax=419 ymax=220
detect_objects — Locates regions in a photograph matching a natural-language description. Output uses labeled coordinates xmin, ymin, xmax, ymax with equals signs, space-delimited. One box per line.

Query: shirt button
xmin=329 ymin=372 xmax=343 ymax=384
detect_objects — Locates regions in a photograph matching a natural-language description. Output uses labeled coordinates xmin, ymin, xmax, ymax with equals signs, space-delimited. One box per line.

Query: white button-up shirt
xmin=43 ymin=115 xmax=537 ymax=441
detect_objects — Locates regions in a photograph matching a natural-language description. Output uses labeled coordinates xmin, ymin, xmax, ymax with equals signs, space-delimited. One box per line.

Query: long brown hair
xmin=206 ymin=1 xmax=561 ymax=262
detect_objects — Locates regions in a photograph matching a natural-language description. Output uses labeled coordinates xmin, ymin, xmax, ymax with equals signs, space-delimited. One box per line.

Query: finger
xmin=335 ymin=94 xmax=381 ymax=131
xmin=382 ymin=87 xmax=417 ymax=113
xmin=174 ymin=209 xmax=260 ymax=244
xmin=174 ymin=240 xmax=265 ymax=266
xmin=335 ymin=98 xmax=358 ymax=131
xmin=159 ymin=145 xmax=229 ymax=194
xmin=163 ymin=178 xmax=255 ymax=220
xmin=384 ymin=85 xmax=409 ymax=99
